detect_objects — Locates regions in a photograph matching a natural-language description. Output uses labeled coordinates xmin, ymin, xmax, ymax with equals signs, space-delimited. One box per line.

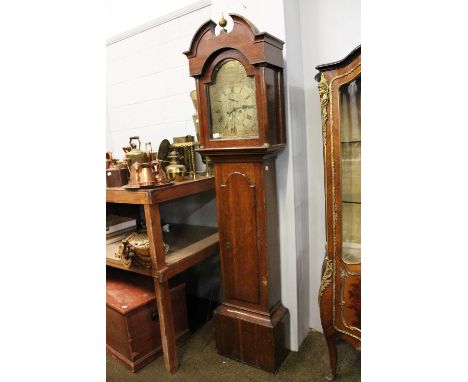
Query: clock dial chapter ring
xmin=208 ymin=59 xmax=259 ymax=139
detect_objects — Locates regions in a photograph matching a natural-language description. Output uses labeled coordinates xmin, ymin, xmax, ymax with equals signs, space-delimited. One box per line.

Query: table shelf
xmin=106 ymin=224 xmax=219 ymax=279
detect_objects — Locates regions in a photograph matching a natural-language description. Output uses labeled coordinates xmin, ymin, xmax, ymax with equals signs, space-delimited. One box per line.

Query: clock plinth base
xmin=214 ymin=303 xmax=289 ymax=373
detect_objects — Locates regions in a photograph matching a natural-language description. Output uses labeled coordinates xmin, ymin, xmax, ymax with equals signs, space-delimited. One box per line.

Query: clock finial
xmin=219 ymin=13 xmax=227 ymax=30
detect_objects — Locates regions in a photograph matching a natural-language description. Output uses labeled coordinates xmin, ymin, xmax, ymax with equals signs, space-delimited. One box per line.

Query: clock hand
xmin=227 ymin=104 xmax=254 ymax=116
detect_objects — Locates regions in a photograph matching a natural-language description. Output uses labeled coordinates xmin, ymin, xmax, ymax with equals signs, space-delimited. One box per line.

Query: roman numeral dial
xmin=208 ymin=60 xmax=258 ymax=139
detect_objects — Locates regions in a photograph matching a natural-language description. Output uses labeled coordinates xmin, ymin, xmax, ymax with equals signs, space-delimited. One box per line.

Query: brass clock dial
xmin=208 ymin=60 xmax=258 ymax=139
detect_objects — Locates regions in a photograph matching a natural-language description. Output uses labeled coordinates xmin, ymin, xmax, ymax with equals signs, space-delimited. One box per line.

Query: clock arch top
xmin=184 ymin=14 xmax=284 ymax=77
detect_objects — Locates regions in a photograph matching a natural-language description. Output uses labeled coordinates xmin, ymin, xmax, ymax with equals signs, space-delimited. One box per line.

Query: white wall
xmin=298 ymin=0 xmax=361 ymax=331
xmin=106 ymin=2 xmax=211 ymax=158
xmin=107 ymin=0 xmax=203 ymax=38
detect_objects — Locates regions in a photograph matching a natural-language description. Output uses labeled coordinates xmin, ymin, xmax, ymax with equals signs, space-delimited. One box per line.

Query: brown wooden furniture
xmin=316 ymin=46 xmax=361 ymax=379
xmin=106 ymin=176 xmax=219 ymax=373
xmin=106 ymin=270 xmax=189 ymax=372
xmin=184 ymin=14 xmax=288 ymax=372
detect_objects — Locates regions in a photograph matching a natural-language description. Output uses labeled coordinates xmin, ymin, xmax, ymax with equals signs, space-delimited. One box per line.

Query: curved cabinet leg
xmin=324 ymin=334 xmax=337 ymax=380
xmin=319 ymin=256 xmax=337 ymax=380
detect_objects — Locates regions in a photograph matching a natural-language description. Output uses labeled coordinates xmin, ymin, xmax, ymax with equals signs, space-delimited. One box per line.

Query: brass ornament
xmin=219 ymin=13 xmax=227 ymax=29
xmin=339 ymin=268 xmax=361 ymax=333
xmin=318 ymin=73 xmax=329 ymax=146
xmin=318 ymin=258 xmax=333 ymax=302
xmin=116 ymin=231 xmax=170 ymax=269
xmin=171 ymin=141 xmax=197 ymax=179
xmin=166 ymin=150 xmax=187 ymax=182
xmin=116 ymin=242 xmax=133 ymax=269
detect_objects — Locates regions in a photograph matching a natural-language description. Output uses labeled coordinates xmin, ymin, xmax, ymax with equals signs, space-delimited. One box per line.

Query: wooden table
xmin=106 ymin=176 xmax=218 ymax=373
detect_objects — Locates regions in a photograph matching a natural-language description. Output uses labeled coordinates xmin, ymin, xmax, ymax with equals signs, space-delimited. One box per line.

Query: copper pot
xmin=138 ymin=162 xmax=157 ymax=187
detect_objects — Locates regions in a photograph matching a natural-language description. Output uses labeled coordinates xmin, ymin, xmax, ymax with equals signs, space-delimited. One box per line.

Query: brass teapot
xmin=166 ymin=150 xmax=186 ymax=182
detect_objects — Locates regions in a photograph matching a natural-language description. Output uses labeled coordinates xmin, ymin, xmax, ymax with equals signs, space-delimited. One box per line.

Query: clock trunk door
xmin=216 ymin=163 xmax=264 ymax=310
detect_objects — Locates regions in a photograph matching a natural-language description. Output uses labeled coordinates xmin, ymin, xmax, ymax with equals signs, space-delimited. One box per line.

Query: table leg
xmin=154 ymin=278 xmax=178 ymax=373
xmin=144 ymin=204 xmax=178 ymax=373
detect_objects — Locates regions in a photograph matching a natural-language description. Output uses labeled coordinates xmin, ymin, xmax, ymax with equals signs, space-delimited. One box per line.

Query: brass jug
xmin=165 ymin=150 xmax=186 ymax=182
xmin=138 ymin=143 xmax=158 ymax=187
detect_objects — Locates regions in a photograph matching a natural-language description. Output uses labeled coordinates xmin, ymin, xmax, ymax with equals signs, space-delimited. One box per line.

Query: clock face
xmin=208 ymin=60 xmax=258 ymax=139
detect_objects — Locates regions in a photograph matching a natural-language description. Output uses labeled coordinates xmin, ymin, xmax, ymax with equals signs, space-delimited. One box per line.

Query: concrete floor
xmin=106 ymin=320 xmax=360 ymax=381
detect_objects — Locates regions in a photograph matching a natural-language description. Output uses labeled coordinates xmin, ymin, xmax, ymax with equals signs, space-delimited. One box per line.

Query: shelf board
xmin=106 ymin=224 xmax=219 ymax=280
xmin=162 ymin=232 xmax=218 ymax=281
xmin=106 ymin=176 xmax=215 ymax=205
xmin=106 ymin=257 xmax=152 ymax=276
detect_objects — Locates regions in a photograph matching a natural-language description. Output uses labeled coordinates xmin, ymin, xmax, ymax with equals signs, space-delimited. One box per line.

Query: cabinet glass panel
xmin=208 ymin=60 xmax=259 ymax=140
xmin=340 ymin=75 xmax=361 ymax=264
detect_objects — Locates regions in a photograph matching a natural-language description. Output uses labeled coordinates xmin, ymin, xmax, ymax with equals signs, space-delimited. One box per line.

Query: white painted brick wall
xmin=106 ymin=4 xmax=217 ymax=229
xmin=106 ymin=6 xmax=211 ymax=158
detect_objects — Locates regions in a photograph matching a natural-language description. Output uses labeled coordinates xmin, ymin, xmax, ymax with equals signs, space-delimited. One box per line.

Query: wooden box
xmin=106 ymin=168 xmax=129 ymax=187
xmin=106 ymin=271 xmax=189 ymax=372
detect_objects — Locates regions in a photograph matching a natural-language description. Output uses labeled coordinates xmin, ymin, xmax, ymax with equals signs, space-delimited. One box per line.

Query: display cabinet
xmin=316 ymin=46 xmax=361 ymax=379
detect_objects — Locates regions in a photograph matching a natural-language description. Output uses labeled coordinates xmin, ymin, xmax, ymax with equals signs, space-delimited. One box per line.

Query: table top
xmin=106 ymin=176 xmax=215 ymax=205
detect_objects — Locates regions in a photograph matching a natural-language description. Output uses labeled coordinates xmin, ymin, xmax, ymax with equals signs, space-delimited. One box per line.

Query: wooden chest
xmin=106 ymin=270 xmax=189 ymax=372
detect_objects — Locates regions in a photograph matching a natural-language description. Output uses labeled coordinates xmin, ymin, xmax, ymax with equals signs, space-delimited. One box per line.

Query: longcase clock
xmin=184 ymin=14 xmax=288 ymax=372
xmin=316 ymin=45 xmax=361 ymax=379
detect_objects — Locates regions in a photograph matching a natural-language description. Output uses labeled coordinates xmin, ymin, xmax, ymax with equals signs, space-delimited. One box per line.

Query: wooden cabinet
xmin=316 ymin=46 xmax=361 ymax=379
xmin=184 ymin=15 xmax=288 ymax=372
xmin=106 ymin=177 xmax=219 ymax=374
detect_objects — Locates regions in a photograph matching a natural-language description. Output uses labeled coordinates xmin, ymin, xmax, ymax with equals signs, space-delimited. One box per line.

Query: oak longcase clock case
xmin=316 ymin=46 xmax=361 ymax=379
xmin=184 ymin=15 xmax=288 ymax=372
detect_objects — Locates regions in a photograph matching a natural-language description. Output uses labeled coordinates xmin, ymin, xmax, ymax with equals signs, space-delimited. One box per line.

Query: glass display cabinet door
xmin=340 ymin=74 xmax=361 ymax=264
